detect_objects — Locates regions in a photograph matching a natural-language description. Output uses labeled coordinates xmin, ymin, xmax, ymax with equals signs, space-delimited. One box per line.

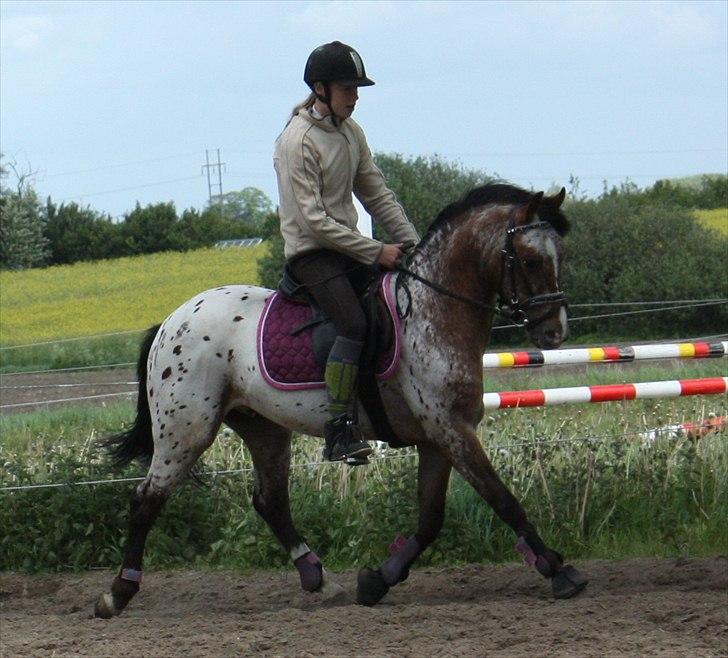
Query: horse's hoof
xmin=356 ymin=568 xmax=390 ymax=606
xmin=552 ymin=564 xmax=588 ymax=599
xmin=94 ymin=593 xmax=119 ymax=619
xmin=319 ymin=573 xmax=348 ymax=605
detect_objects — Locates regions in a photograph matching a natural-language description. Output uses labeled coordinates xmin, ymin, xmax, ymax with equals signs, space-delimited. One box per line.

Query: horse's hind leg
xmin=95 ymin=425 xmax=219 ymax=618
xmin=225 ymin=410 xmax=344 ymax=600
xmin=358 ymin=443 xmax=451 ymax=605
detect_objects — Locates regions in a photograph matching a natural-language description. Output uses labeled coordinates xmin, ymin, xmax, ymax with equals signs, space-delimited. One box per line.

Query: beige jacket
xmin=274 ymin=109 xmax=420 ymax=265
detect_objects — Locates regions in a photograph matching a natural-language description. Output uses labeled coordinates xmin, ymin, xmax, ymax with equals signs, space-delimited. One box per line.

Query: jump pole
xmin=483 ymin=341 xmax=728 ymax=369
xmin=483 ymin=377 xmax=728 ymax=409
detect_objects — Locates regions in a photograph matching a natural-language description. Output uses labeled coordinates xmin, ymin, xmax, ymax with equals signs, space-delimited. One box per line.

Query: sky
xmin=1 ymin=0 xmax=727 ymax=221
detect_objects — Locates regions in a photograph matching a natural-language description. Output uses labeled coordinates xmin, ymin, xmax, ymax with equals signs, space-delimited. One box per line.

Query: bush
xmin=562 ymin=194 xmax=728 ymax=340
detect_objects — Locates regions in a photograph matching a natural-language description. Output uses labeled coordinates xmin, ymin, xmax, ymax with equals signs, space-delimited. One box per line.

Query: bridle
xmin=498 ymin=215 xmax=567 ymax=327
xmin=396 ymin=207 xmax=567 ymax=328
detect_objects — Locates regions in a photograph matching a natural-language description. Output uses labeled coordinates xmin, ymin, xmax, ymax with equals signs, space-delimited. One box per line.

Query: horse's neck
xmin=404 ymin=210 xmax=504 ymax=361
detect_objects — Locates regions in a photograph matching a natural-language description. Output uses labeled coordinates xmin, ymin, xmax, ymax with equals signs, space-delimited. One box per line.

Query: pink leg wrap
xmin=515 ymin=537 xmax=554 ymax=577
xmin=381 ymin=535 xmax=421 ymax=586
xmin=294 ymin=551 xmax=322 ymax=592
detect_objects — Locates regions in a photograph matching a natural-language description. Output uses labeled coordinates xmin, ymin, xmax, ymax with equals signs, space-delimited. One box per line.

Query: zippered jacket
xmin=274 ymin=109 xmax=420 ymax=265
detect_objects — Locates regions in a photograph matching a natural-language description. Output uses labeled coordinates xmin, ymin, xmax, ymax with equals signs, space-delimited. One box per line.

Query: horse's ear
xmin=551 ymin=187 xmax=566 ymax=208
xmin=518 ymin=191 xmax=544 ymax=225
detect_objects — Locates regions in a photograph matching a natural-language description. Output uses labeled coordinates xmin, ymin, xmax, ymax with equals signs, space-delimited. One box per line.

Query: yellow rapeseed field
xmin=693 ymin=208 xmax=728 ymax=236
xmin=0 ymin=246 xmax=266 ymax=345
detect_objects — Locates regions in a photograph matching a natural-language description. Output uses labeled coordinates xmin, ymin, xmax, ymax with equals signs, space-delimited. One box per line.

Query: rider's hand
xmin=378 ymin=243 xmax=404 ymax=270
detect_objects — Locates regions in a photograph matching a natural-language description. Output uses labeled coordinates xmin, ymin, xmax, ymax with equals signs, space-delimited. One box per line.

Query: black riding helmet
xmin=304 ymin=42 xmax=374 ymax=124
xmin=304 ymin=41 xmax=375 ymax=90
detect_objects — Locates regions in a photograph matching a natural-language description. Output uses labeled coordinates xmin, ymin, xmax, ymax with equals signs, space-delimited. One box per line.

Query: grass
xmin=0 ymin=245 xmax=266 ymax=345
xmin=693 ymin=208 xmax=728 ymax=236
xmin=0 ymin=245 xmax=266 ymax=372
xmin=1 ymin=359 xmax=725 ymax=573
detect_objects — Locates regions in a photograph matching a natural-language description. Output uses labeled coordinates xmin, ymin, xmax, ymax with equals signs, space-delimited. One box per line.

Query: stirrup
xmin=324 ymin=414 xmax=372 ymax=466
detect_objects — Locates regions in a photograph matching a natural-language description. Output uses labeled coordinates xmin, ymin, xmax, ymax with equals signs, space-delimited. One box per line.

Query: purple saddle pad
xmin=257 ymin=272 xmax=402 ymax=391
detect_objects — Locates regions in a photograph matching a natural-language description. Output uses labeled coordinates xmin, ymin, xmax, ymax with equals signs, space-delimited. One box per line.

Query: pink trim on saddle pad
xmin=256 ymin=272 xmax=402 ymax=391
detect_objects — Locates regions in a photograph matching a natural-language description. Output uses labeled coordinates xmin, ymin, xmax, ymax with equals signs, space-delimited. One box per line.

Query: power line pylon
xmin=202 ymin=149 xmax=226 ymax=214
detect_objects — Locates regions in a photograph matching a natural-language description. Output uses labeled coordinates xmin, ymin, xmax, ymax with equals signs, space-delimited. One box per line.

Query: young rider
xmin=274 ymin=41 xmax=420 ymax=465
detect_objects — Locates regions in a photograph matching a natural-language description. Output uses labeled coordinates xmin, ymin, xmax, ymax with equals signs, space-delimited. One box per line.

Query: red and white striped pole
xmin=483 ymin=341 xmax=728 ymax=369
xmin=482 ymin=377 xmax=728 ymax=409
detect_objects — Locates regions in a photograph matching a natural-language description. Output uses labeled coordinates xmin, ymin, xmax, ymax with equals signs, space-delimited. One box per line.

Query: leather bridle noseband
xmin=396 ymin=207 xmax=567 ymax=328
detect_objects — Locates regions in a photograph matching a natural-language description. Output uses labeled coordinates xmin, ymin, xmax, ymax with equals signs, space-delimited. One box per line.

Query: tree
xmin=214 ymin=187 xmax=273 ymax=233
xmin=562 ymin=194 xmax=728 ymax=339
xmin=372 ymin=153 xmax=494 ymax=236
xmin=118 ymin=202 xmax=181 ymax=255
xmin=0 ymin=155 xmax=49 ymax=269
xmin=177 ymin=206 xmax=239 ymax=249
xmin=45 ymin=201 xmax=121 ymax=264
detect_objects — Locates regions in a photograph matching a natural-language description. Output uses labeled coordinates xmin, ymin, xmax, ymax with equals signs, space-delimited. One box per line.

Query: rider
xmin=274 ymin=41 xmax=420 ymax=464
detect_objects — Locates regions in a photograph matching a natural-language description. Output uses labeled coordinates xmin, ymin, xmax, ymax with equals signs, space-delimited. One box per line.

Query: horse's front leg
xmin=357 ymin=443 xmax=451 ymax=605
xmin=441 ymin=423 xmax=588 ymax=599
xmin=225 ymin=411 xmax=345 ymax=602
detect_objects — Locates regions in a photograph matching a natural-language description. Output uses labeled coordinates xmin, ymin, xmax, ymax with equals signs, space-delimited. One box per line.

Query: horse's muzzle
xmin=528 ymin=305 xmax=569 ymax=350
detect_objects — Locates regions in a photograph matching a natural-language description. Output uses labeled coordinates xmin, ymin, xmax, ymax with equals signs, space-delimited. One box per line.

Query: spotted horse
xmin=95 ymin=183 xmax=587 ymax=618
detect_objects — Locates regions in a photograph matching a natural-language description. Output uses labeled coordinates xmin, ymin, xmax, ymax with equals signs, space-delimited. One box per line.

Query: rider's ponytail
xmin=290 ymin=92 xmax=317 ymax=119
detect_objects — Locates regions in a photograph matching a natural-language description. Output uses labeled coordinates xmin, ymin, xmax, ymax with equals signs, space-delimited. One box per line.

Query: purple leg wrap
xmin=294 ymin=551 xmax=323 ymax=592
xmin=515 ymin=537 xmax=554 ymax=577
xmin=381 ymin=535 xmax=421 ymax=586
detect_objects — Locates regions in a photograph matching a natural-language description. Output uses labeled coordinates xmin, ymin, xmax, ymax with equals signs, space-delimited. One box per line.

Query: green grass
xmin=0 ymin=333 xmax=143 ymax=374
xmin=1 ymin=358 xmax=725 ymax=573
xmin=0 ymin=245 xmax=266 ymax=373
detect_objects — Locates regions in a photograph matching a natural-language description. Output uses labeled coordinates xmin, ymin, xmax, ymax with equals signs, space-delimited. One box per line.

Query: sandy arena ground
xmin=1 ymin=556 xmax=727 ymax=657
xmin=2 ymin=366 xmax=727 ymax=656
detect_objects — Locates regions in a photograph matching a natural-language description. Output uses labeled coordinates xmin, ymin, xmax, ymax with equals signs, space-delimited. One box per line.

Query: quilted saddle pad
xmin=257 ymin=272 xmax=402 ymax=391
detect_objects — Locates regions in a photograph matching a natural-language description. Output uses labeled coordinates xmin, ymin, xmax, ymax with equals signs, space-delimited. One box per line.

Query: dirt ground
xmin=1 ymin=556 xmax=726 ymax=657
xmin=0 ymin=368 xmax=138 ymax=413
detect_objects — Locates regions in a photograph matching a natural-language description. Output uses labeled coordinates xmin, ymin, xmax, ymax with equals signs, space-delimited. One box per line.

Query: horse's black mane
xmin=419 ymin=183 xmax=570 ymax=246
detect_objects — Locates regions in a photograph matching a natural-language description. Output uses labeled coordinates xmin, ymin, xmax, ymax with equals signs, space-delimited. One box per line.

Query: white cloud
xmin=1 ymin=14 xmax=54 ymax=53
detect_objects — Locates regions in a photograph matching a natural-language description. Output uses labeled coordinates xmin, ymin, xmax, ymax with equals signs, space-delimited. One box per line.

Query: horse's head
xmin=498 ymin=188 xmax=570 ymax=350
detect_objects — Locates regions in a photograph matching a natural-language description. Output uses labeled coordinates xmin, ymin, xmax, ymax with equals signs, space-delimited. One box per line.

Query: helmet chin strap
xmin=314 ymin=83 xmax=340 ymax=126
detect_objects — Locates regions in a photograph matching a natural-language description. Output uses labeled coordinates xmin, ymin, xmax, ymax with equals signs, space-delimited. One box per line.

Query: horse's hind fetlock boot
xmin=324 ymin=413 xmax=372 ymax=465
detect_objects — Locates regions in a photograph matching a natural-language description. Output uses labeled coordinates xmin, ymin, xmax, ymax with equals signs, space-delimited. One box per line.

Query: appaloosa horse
xmin=95 ymin=183 xmax=587 ymax=618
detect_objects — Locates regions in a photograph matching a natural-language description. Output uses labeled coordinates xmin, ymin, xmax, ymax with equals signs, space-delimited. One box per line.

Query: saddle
xmin=256 ymin=269 xmax=405 ymax=447
xmin=275 ymin=264 xmax=395 ymax=372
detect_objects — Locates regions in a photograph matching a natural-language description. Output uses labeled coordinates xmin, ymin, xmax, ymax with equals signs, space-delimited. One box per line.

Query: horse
xmin=94 ymin=183 xmax=587 ymax=619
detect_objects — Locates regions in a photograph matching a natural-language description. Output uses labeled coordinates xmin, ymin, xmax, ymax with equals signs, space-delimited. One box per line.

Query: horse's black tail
xmin=100 ymin=324 xmax=160 ymax=469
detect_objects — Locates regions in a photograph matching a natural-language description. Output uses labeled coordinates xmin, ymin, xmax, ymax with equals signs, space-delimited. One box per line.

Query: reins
xmin=395 ymin=211 xmax=567 ymax=327
xmin=394 ymin=265 xmax=498 ymax=318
